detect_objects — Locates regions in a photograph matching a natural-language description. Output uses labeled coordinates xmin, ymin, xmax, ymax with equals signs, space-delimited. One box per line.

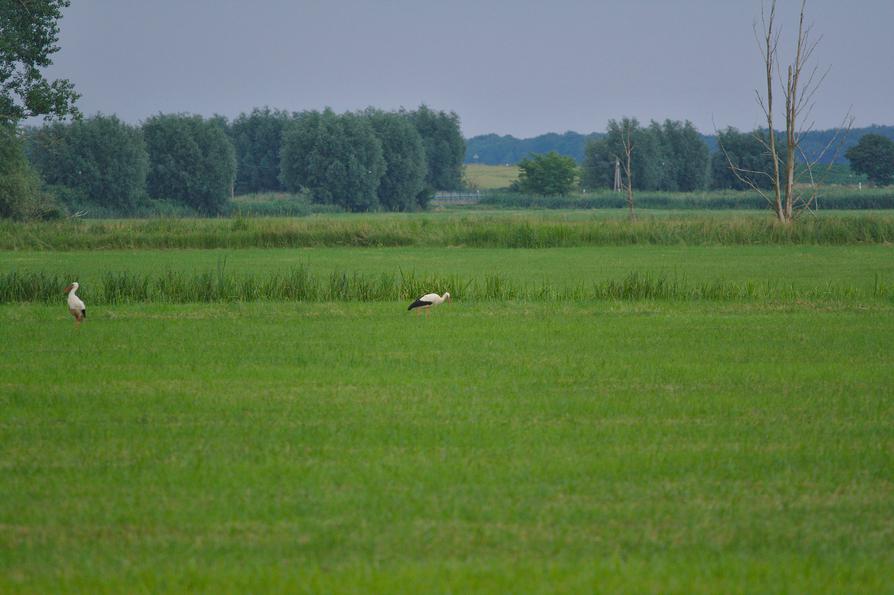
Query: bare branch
xmin=716 ymin=139 xmax=775 ymax=207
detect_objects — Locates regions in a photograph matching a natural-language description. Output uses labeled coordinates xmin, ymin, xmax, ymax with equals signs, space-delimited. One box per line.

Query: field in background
xmin=464 ymin=163 xmax=520 ymax=189
xmin=462 ymin=163 xmax=866 ymax=190
xmin=2 ymin=210 xmax=893 ymax=592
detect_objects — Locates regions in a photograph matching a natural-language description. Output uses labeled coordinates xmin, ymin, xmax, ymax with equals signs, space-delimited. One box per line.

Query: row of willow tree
xmin=580 ymin=118 xmax=808 ymax=193
xmin=21 ymin=105 xmax=465 ymax=215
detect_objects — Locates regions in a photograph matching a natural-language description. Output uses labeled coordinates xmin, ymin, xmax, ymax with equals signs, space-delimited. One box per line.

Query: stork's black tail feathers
xmin=407 ymin=299 xmax=431 ymax=311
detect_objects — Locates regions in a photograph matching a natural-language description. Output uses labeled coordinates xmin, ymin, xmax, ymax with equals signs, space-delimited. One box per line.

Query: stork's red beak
xmin=63 ymin=284 xmax=73 ymax=294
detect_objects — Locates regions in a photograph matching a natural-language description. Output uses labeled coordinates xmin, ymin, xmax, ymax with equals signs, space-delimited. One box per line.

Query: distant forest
xmin=466 ymin=125 xmax=894 ymax=166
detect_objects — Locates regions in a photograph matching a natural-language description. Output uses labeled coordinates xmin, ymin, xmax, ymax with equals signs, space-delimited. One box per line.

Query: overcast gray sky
xmin=45 ymin=0 xmax=893 ymax=138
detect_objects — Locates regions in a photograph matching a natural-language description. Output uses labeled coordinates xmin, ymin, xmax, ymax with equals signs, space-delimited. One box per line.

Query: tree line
xmin=14 ymin=106 xmax=465 ymax=216
xmin=514 ymin=119 xmax=894 ymax=197
xmin=515 ymin=119 xmax=713 ymax=196
xmin=466 ymin=125 xmax=894 ymax=168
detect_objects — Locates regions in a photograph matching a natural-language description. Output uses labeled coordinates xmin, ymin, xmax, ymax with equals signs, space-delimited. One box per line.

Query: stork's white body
xmin=408 ymin=292 xmax=450 ymax=316
xmin=65 ymin=282 xmax=86 ymax=324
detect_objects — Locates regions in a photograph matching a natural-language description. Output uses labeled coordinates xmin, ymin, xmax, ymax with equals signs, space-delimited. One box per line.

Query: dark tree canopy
xmin=581 ymin=138 xmax=612 ymax=190
xmin=366 ymin=109 xmax=427 ymax=211
xmin=517 ymin=151 xmax=578 ymax=196
xmin=143 ymin=113 xmax=236 ymax=214
xmin=712 ymin=127 xmax=777 ymax=191
xmin=0 ymin=0 xmax=79 ymax=123
xmin=26 ymin=115 xmax=148 ymax=211
xmin=0 ymin=123 xmax=43 ymax=218
xmin=605 ymin=118 xmax=662 ymax=191
xmin=651 ymin=120 xmax=709 ymax=192
xmin=845 ymin=134 xmax=894 ymax=186
xmin=228 ymin=107 xmax=291 ymax=194
xmin=408 ymin=105 xmax=465 ymax=192
xmin=466 ymin=131 xmax=603 ymax=165
xmin=280 ymin=109 xmax=386 ymax=212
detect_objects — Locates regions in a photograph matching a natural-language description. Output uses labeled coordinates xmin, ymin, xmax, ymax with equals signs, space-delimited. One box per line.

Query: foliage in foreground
xmin=0 ymin=0 xmax=79 ymax=123
xmin=3 ymin=268 xmax=892 ymax=305
xmin=2 ymin=213 xmax=893 ymax=250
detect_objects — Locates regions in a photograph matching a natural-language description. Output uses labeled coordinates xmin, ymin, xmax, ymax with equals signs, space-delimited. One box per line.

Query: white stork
xmin=407 ymin=291 xmax=450 ymax=316
xmin=64 ymin=282 xmax=86 ymax=325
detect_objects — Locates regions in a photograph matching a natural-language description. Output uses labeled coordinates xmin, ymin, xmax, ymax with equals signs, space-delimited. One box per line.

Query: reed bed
xmin=479 ymin=188 xmax=894 ymax=210
xmin=3 ymin=268 xmax=890 ymax=305
xmin=2 ymin=213 xmax=894 ymax=251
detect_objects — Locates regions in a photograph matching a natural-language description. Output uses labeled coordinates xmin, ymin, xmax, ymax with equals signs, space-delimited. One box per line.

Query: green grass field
xmin=463 ymin=164 xmax=520 ymax=189
xmin=2 ymin=214 xmax=893 ymax=593
xmin=4 ymin=245 xmax=894 ymax=291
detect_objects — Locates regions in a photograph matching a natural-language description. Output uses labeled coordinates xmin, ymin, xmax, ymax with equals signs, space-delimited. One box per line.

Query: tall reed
xmin=2 ymin=214 xmax=893 ymax=250
xmin=2 ymin=269 xmax=890 ymax=305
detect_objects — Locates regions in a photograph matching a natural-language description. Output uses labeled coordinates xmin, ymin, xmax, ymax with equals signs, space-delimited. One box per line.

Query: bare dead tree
xmin=620 ymin=123 xmax=635 ymax=220
xmin=757 ymin=1 xmax=784 ymax=221
xmin=720 ymin=0 xmax=852 ymax=223
xmin=793 ymin=110 xmax=854 ymax=214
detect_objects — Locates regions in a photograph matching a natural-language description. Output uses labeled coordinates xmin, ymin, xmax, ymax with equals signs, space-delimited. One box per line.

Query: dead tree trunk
xmin=721 ymin=0 xmax=851 ymax=223
xmin=621 ymin=125 xmax=635 ymax=220
xmin=761 ymin=1 xmax=784 ymax=222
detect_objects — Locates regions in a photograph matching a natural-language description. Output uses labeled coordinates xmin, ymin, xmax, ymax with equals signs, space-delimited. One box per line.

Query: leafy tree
xmin=408 ymin=105 xmax=465 ymax=194
xmin=0 ymin=124 xmax=44 ymax=218
xmin=517 ymin=151 xmax=578 ymax=196
xmin=366 ymin=109 xmax=427 ymax=211
xmin=26 ymin=115 xmax=148 ymax=212
xmin=1 ymin=0 xmax=78 ymax=218
xmin=228 ymin=107 xmax=291 ymax=194
xmin=142 ymin=114 xmax=236 ymax=214
xmin=711 ymin=127 xmax=776 ymax=191
xmin=583 ymin=120 xmax=708 ymax=193
xmin=280 ymin=109 xmax=385 ymax=212
xmin=649 ymin=120 xmax=709 ymax=192
xmin=581 ymin=138 xmax=613 ymax=190
xmin=0 ymin=0 xmax=79 ymax=123
xmin=845 ymin=134 xmax=894 ymax=186
xmin=605 ymin=118 xmax=661 ymax=191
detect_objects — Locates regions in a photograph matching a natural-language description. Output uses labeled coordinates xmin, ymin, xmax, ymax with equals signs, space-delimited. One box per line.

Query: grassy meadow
xmin=3 ymin=210 xmax=894 ymax=251
xmin=463 ymin=164 xmax=520 ymax=189
xmin=2 ymin=210 xmax=893 ymax=592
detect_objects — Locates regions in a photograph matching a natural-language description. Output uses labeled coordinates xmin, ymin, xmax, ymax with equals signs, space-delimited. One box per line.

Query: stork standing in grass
xmin=407 ymin=291 xmax=450 ymax=316
xmin=64 ymin=282 xmax=86 ymax=326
